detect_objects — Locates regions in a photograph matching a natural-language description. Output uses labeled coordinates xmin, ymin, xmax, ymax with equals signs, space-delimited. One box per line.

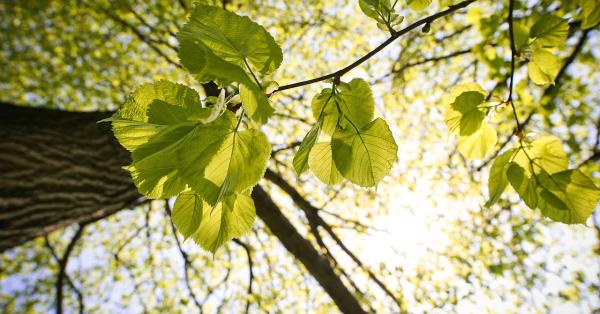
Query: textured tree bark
xmin=0 ymin=103 xmax=141 ymax=251
xmin=0 ymin=102 xmax=365 ymax=313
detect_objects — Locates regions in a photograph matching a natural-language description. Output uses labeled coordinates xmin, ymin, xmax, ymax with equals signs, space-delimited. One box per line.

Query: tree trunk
xmin=0 ymin=102 xmax=366 ymax=313
xmin=0 ymin=103 xmax=141 ymax=251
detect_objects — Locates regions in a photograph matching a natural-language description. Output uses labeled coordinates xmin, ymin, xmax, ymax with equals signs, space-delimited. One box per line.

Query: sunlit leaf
xmin=189 ymin=128 xmax=271 ymax=206
xmin=111 ymin=80 xmax=203 ymax=151
xmin=528 ymin=49 xmax=561 ymax=85
xmin=407 ymin=0 xmax=432 ymax=11
xmin=485 ymin=148 xmax=518 ymax=207
xmin=309 ymin=142 xmax=343 ymax=185
xmin=580 ymin=0 xmax=600 ymax=29
xmin=507 ymin=163 xmax=538 ymax=209
xmin=178 ymin=4 xmax=282 ymax=86
xmin=457 ymin=123 xmax=497 ymax=160
xmin=530 ymin=15 xmax=569 ymax=47
xmin=172 ymin=191 xmax=203 ymax=239
xmin=240 ymin=84 xmax=274 ymax=125
xmin=332 ymin=118 xmax=397 ymax=187
xmin=192 ymin=193 xmax=255 ymax=253
xmin=293 ymin=121 xmax=322 ymax=175
xmin=536 ymin=169 xmax=600 ymax=224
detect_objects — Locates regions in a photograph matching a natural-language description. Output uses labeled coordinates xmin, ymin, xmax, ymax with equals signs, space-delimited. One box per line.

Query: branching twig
xmin=164 ymin=201 xmax=203 ymax=313
xmin=273 ymin=0 xmax=478 ymax=93
xmin=233 ymin=239 xmax=254 ymax=314
xmin=54 ymin=224 xmax=87 ymax=314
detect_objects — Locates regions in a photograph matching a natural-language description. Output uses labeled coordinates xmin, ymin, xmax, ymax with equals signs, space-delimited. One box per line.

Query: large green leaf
xmin=126 ymin=124 xmax=196 ymax=199
xmin=529 ymin=136 xmax=568 ymax=174
xmin=580 ymin=0 xmax=600 ymax=29
xmin=111 ymin=80 xmax=203 ymax=151
xmin=507 ymin=163 xmax=538 ymax=209
xmin=359 ymin=0 xmax=392 ymax=23
xmin=172 ymin=191 xmax=203 ymax=239
xmin=189 ymin=128 xmax=271 ymax=205
xmin=444 ymin=84 xmax=487 ymax=136
xmin=178 ymin=5 xmax=282 ymax=84
xmin=309 ymin=142 xmax=343 ymax=185
xmin=457 ymin=123 xmax=498 ymax=160
xmin=239 ymin=84 xmax=274 ymax=125
xmin=192 ymin=193 xmax=256 ymax=253
xmin=510 ymin=135 xmax=568 ymax=176
xmin=485 ymin=148 xmax=518 ymax=207
xmin=312 ymin=78 xmax=375 ymax=135
xmin=311 ymin=88 xmax=338 ymax=135
xmin=536 ymin=169 xmax=600 ymax=224
xmin=528 ymin=49 xmax=561 ymax=85
xmin=293 ymin=121 xmax=322 ymax=175
xmin=529 ymin=15 xmax=569 ymax=48
xmin=336 ymin=78 xmax=375 ymax=128
xmin=407 ymin=0 xmax=432 ymax=11
xmin=332 ymin=118 xmax=397 ymax=187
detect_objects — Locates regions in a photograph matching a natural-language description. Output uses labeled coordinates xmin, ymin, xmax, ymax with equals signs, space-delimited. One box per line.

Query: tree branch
xmin=164 ymin=202 xmax=204 ymax=313
xmin=273 ymin=0 xmax=478 ymax=93
xmin=252 ymin=185 xmax=367 ymax=314
xmin=55 ymin=224 xmax=86 ymax=314
xmin=478 ymin=27 xmax=591 ymax=170
xmin=233 ymin=239 xmax=254 ymax=314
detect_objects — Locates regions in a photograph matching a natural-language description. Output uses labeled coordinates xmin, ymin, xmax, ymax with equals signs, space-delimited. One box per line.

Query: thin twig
xmin=233 ymin=239 xmax=254 ymax=314
xmin=273 ymin=0 xmax=478 ymax=93
xmin=55 ymin=224 xmax=87 ymax=314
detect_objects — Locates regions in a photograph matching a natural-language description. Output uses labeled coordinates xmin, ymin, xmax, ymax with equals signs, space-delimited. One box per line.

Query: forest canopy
xmin=1 ymin=0 xmax=599 ymax=313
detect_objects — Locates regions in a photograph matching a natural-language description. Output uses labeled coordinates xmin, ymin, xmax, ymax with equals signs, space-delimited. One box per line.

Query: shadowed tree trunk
xmin=0 ymin=103 xmax=141 ymax=250
xmin=0 ymin=102 xmax=366 ymax=313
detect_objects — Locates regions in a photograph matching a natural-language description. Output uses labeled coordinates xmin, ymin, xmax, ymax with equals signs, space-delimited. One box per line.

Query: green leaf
xmin=529 ymin=135 xmax=568 ymax=174
xmin=457 ymin=123 xmax=498 ymax=160
xmin=507 ymin=163 xmax=538 ymax=209
xmin=293 ymin=121 xmax=322 ymax=175
xmin=311 ymin=78 xmax=375 ymax=135
xmin=189 ymin=128 xmax=271 ymax=206
xmin=311 ymin=88 xmax=338 ymax=135
xmin=126 ymin=124 xmax=196 ymax=199
xmin=336 ymin=78 xmax=375 ymax=128
xmin=510 ymin=135 xmax=568 ymax=176
xmin=332 ymin=118 xmax=397 ymax=187
xmin=239 ymin=84 xmax=274 ymax=125
xmin=111 ymin=80 xmax=203 ymax=151
xmin=513 ymin=21 xmax=530 ymax=51
xmin=407 ymin=0 xmax=432 ymax=11
xmin=451 ymin=91 xmax=486 ymax=136
xmin=309 ymin=142 xmax=343 ymax=185
xmin=580 ymin=0 xmax=600 ymax=29
xmin=172 ymin=192 xmax=203 ymax=239
xmin=485 ymin=148 xmax=518 ymax=207
xmin=444 ymin=84 xmax=487 ymax=136
xmin=192 ymin=193 xmax=255 ymax=253
xmin=177 ymin=5 xmax=282 ymax=86
xmin=528 ymin=49 xmax=561 ymax=85
xmin=359 ymin=0 xmax=392 ymax=23
xmin=529 ymin=15 xmax=569 ymax=48
xmin=536 ymin=169 xmax=600 ymax=224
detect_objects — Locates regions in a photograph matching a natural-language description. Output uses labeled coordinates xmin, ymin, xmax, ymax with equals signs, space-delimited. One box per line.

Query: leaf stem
xmin=272 ymin=0 xmax=477 ymax=94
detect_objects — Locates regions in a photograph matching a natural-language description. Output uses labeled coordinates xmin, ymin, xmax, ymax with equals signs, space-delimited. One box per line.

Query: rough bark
xmin=0 ymin=103 xmax=141 ymax=251
xmin=0 ymin=102 xmax=365 ymax=313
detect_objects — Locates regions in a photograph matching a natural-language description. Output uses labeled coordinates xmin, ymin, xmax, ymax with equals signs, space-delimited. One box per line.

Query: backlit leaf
xmin=192 ymin=193 xmax=255 ymax=253
xmin=332 ymin=118 xmax=397 ymax=187
xmin=172 ymin=191 xmax=203 ymax=239
xmin=309 ymin=142 xmax=343 ymax=185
